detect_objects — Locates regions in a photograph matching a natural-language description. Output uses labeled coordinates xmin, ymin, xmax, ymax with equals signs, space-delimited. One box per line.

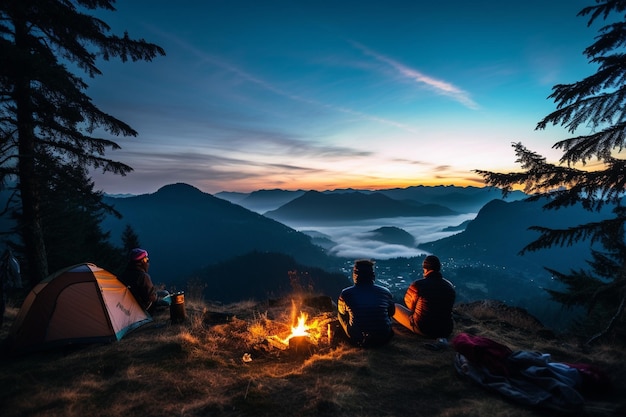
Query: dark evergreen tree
xmin=37 ymin=154 xmax=123 ymax=274
xmin=0 ymin=1 xmax=165 ymax=286
xmin=476 ymin=0 xmax=626 ymax=344
xmin=544 ymin=224 xmax=626 ymax=343
xmin=113 ymin=224 xmax=141 ymax=275
xmin=121 ymin=224 xmax=141 ymax=255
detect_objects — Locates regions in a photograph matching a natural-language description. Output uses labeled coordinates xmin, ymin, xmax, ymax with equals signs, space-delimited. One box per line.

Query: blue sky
xmin=88 ymin=0 xmax=596 ymax=195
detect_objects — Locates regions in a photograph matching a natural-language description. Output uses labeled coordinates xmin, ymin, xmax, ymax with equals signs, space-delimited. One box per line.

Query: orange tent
xmin=8 ymin=263 xmax=151 ymax=352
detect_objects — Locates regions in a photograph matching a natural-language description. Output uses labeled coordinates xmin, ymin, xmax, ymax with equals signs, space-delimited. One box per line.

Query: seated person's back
xmin=337 ymin=259 xmax=395 ymax=347
xmin=393 ymin=255 xmax=456 ymax=339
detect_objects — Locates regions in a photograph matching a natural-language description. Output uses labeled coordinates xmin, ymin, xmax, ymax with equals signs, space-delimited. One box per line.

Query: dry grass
xmin=0 ymin=296 xmax=624 ymax=417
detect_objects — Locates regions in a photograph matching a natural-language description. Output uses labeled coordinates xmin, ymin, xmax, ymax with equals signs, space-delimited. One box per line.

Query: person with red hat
xmin=393 ymin=255 xmax=456 ymax=341
xmin=119 ymin=248 xmax=158 ymax=314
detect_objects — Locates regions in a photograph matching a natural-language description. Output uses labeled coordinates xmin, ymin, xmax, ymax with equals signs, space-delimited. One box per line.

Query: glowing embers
xmin=265 ymin=305 xmax=334 ymax=355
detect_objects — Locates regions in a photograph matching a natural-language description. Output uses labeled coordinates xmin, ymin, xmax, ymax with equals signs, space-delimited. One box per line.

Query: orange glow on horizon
xmin=210 ymin=174 xmax=489 ymax=194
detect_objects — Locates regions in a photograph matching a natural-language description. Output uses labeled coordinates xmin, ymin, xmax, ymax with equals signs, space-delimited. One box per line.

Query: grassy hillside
xmin=0 ymin=296 xmax=624 ymax=417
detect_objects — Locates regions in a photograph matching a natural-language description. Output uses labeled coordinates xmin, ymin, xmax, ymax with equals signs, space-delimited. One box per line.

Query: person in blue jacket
xmin=337 ymin=259 xmax=395 ymax=347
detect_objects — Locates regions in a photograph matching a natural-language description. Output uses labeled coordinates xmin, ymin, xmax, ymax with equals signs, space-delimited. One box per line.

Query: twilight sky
xmin=88 ymin=0 xmax=596 ymax=195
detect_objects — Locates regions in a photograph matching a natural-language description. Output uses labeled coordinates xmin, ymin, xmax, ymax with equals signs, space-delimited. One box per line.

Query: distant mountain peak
xmin=155 ymin=183 xmax=203 ymax=195
xmin=366 ymin=226 xmax=416 ymax=247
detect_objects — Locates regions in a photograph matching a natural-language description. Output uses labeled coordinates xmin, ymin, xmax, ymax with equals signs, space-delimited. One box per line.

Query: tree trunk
xmin=585 ymin=294 xmax=625 ymax=347
xmin=585 ymin=264 xmax=626 ymax=347
xmin=14 ymin=18 xmax=48 ymax=287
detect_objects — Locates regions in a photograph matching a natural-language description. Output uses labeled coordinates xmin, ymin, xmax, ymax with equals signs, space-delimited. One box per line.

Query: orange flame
xmin=282 ymin=312 xmax=309 ymax=344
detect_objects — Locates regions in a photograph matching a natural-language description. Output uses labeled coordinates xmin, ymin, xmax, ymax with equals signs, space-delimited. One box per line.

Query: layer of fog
xmin=282 ymin=214 xmax=477 ymax=259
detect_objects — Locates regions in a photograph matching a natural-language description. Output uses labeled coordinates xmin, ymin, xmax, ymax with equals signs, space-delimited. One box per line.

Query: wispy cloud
xmin=160 ymin=32 xmax=422 ymax=135
xmin=350 ymin=41 xmax=480 ymax=110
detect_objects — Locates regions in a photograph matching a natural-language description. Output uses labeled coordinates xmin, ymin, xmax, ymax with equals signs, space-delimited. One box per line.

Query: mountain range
xmin=419 ymin=197 xmax=613 ymax=274
xmin=101 ymin=183 xmax=332 ymax=286
xmin=100 ymin=183 xmax=499 ymax=289
xmin=264 ymin=190 xmax=457 ymax=222
xmin=216 ymin=185 xmax=527 ymax=214
xmin=218 ymin=189 xmax=307 ymax=214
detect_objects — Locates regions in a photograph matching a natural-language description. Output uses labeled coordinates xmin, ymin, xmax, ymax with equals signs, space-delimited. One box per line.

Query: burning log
xmin=265 ymin=311 xmax=318 ymax=354
xmin=262 ymin=305 xmax=337 ymax=356
xmin=266 ymin=335 xmax=289 ymax=350
xmin=288 ymin=335 xmax=312 ymax=355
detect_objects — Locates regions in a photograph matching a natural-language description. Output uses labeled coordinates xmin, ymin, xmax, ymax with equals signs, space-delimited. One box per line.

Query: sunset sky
xmin=89 ymin=0 xmax=596 ymax=195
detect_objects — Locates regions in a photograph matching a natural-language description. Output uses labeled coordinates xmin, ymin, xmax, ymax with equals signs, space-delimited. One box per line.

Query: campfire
xmin=264 ymin=299 xmax=335 ymax=354
xmin=283 ymin=311 xmax=310 ymax=344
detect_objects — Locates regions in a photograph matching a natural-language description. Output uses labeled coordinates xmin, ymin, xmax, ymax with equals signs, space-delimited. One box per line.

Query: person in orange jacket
xmin=393 ymin=255 xmax=456 ymax=339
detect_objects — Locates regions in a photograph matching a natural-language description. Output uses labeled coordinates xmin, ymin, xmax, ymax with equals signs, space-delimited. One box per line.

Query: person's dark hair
xmin=422 ymin=255 xmax=441 ymax=272
xmin=353 ymin=259 xmax=375 ymax=284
